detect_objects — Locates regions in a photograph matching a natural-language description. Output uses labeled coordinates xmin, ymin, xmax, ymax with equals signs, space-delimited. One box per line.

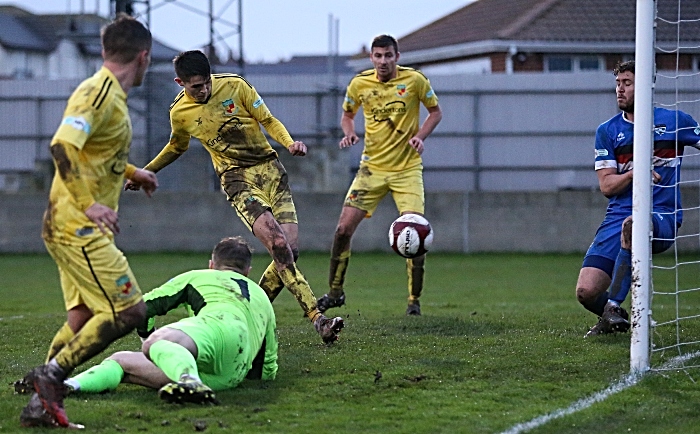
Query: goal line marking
xmin=500 ymin=351 xmax=700 ymax=434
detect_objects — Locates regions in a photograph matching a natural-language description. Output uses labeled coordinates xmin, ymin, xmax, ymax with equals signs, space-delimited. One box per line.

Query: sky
xmin=7 ymin=0 xmax=473 ymax=62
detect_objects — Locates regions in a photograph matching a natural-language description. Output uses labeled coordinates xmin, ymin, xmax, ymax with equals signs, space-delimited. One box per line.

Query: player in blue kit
xmin=577 ymin=60 xmax=700 ymax=337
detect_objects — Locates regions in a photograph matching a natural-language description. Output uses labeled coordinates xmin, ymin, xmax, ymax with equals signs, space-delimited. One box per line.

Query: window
xmin=578 ymin=56 xmax=600 ymax=71
xmin=547 ymin=56 xmax=572 ymax=71
xmin=545 ymin=55 xmax=604 ymax=72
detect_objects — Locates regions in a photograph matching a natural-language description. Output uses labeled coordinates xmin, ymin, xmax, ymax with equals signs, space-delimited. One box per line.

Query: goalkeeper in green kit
xmin=64 ymin=236 xmax=278 ymax=404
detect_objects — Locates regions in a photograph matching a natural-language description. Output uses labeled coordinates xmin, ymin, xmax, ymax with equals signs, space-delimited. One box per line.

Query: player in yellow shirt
xmin=19 ymin=15 xmax=158 ymax=429
xmin=318 ymin=34 xmax=442 ymax=316
xmin=125 ymin=50 xmax=343 ymax=344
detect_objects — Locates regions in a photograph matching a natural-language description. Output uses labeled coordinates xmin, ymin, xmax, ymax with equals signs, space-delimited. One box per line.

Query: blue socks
xmin=608 ymin=248 xmax=632 ymax=304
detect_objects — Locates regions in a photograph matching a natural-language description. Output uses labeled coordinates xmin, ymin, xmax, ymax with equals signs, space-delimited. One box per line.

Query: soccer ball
xmin=388 ymin=214 xmax=434 ymax=258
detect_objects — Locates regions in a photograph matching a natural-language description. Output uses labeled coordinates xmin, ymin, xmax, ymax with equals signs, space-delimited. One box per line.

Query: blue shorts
xmin=582 ymin=212 xmax=678 ymax=277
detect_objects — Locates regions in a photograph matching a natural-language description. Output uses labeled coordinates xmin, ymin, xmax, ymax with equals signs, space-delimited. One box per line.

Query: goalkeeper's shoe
xmin=20 ymin=393 xmax=84 ymax=429
xmin=314 ymin=315 xmax=344 ymax=344
xmin=317 ymin=293 xmax=345 ymax=313
xmin=23 ymin=365 xmax=71 ymax=428
xmin=158 ymin=376 xmax=219 ymax=405
xmin=406 ymin=300 xmax=421 ymax=316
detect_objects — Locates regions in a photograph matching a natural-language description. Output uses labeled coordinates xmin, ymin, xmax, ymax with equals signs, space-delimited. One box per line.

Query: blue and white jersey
xmin=594 ymin=107 xmax=700 ymax=224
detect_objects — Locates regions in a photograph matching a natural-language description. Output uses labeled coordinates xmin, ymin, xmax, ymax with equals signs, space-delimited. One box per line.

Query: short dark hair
xmin=371 ymin=34 xmax=399 ymax=53
xmin=101 ymin=14 xmax=152 ymax=64
xmin=173 ymin=50 xmax=211 ymax=82
xmin=211 ymin=236 xmax=253 ymax=272
xmin=614 ymin=60 xmax=635 ymax=76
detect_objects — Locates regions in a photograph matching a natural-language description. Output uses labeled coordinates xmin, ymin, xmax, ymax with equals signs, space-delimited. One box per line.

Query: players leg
xmin=143 ymin=322 xmax=218 ymax=403
xmin=577 ymin=214 xmax=625 ymax=337
xmin=322 ymin=205 xmax=367 ymax=306
xmin=599 ymin=216 xmax=634 ymax=329
xmin=221 ymin=161 xmax=343 ymax=343
xmin=392 ymin=168 xmax=426 ymax=315
xmin=260 ymin=220 xmax=302 ymax=303
xmin=253 ymin=212 xmax=316 ymax=317
xmin=66 ymin=351 xmax=171 ymax=392
xmin=405 ymin=249 xmax=425 ymax=316
xmin=252 ymin=212 xmax=343 ymax=343
xmin=23 ymin=241 xmax=146 ymax=426
xmin=49 ymin=243 xmax=146 ymax=377
xmin=600 ymin=214 xmax=677 ymax=329
xmin=320 ymin=164 xmax=386 ymax=313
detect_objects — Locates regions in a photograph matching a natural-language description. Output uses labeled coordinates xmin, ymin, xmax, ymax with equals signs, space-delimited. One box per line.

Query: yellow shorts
xmin=344 ymin=163 xmax=424 ymax=218
xmin=44 ymin=238 xmax=143 ymax=314
xmin=220 ymin=159 xmax=298 ymax=231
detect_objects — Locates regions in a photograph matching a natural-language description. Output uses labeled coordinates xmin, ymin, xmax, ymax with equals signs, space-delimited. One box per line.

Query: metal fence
xmin=2 ymin=71 xmax=699 ymax=193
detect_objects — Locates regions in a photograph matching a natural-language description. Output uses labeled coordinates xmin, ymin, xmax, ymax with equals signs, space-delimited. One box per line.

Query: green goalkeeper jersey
xmin=137 ymin=268 xmax=278 ymax=380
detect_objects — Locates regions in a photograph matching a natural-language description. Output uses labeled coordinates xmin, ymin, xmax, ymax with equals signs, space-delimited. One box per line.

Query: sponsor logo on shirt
xmin=116 ymin=274 xmax=134 ymax=297
xmin=222 ymin=99 xmax=237 ymax=115
xmin=396 ymin=84 xmax=407 ymax=97
xmin=654 ymin=124 xmax=667 ymax=135
xmin=595 ymin=149 xmax=609 ymax=157
xmin=371 ymin=101 xmax=406 ymax=116
xmin=252 ymin=97 xmax=264 ymax=109
xmin=426 ymin=89 xmax=435 ymax=98
xmin=344 ymin=96 xmax=355 ymax=106
xmin=616 ymin=132 xmax=625 ymax=142
xmin=62 ymin=116 xmax=91 ymax=134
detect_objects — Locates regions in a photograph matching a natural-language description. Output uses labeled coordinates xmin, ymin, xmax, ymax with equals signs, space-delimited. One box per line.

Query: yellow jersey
xmin=43 ymin=66 xmax=132 ymax=246
xmin=166 ymin=73 xmax=294 ymax=175
xmin=342 ymin=66 xmax=439 ymax=171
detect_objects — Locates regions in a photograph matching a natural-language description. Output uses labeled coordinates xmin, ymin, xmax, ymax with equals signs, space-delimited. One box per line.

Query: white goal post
xmin=629 ymin=0 xmax=655 ymax=373
xmin=631 ymin=0 xmax=700 ymax=373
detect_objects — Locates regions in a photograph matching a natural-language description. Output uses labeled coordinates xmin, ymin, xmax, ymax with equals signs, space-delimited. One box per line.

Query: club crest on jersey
xmin=347 ymin=190 xmax=360 ymax=203
xmin=222 ymin=99 xmax=237 ymax=115
xmin=396 ymin=84 xmax=407 ymax=97
xmin=654 ymin=124 xmax=667 ymax=135
xmin=115 ymin=275 xmax=135 ymax=298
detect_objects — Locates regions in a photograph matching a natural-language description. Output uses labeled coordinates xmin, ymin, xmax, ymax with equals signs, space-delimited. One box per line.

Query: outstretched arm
xmin=125 ymin=144 xmax=182 ymax=192
xmin=260 ymin=115 xmax=306 ymax=156
xmin=408 ymin=104 xmax=443 ymax=155
xmin=124 ymin=165 xmax=158 ymax=197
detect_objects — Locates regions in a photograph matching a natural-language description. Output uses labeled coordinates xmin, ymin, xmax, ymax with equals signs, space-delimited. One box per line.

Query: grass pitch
xmin=1 ymin=252 xmax=699 ymax=433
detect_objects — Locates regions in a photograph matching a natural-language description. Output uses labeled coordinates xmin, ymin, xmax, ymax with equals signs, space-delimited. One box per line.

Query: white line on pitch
xmin=500 ymin=351 xmax=700 ymax=434
xmin=0 ymin=315 xmax=26 ymax=321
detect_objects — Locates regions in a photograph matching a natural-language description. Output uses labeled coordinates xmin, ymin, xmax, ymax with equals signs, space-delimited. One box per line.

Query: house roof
xmin=398 ymin=0 xmax=700 ymax=54
xmin=0 ymin=8 xmax=50 ymax=51
xmin=0 ymin=5 xmax=179 ymax=61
